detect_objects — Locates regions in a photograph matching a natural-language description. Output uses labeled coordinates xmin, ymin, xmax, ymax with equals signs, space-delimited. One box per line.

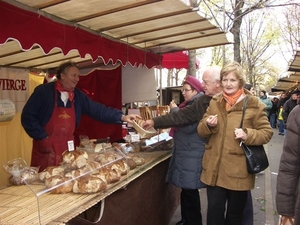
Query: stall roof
xmin=0 ymin=0 xmax=231 ymax=70
xmin=271 ymin=50 xmax=300 ymax=92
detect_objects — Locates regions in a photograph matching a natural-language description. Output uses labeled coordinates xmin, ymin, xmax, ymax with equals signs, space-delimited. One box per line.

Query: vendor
xmin=21 ymin=60 xmax=139 ymax=172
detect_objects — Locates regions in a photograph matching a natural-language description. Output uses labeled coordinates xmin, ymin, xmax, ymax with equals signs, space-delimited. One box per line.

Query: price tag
xmin=67 ymin=140 xmax=75 ymax=151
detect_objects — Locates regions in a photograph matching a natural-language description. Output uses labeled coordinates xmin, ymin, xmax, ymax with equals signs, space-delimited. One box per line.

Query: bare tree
xmin=188 ymin=49 xmax=197 ymax=77
xmin=240 ymin=12 xmax=275 ymax=88
xmin=202 ymin=0 xmax=300 ymax=63
xmin=276 ymin=4 xmax=300 ymax=63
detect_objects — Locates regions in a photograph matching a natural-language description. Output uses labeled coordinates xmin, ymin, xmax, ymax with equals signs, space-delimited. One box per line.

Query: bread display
xmin=31 ymin=148 xmax=146 ymax=194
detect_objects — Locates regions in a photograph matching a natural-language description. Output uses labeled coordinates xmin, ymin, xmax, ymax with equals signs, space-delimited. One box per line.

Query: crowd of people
xmin=142 ymin=61 xmax=299 ymax=225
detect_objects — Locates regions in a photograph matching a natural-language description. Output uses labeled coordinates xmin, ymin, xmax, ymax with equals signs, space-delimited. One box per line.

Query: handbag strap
xmin=239 ymin=96 xmax=250 ymax=128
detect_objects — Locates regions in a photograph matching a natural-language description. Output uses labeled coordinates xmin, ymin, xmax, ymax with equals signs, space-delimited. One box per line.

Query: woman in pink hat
xmin=168 ymin=75 xmax=205 ymax=225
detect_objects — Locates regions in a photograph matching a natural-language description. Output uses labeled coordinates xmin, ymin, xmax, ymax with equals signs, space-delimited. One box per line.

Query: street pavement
xmin=169 ymin=128 xmax=285 ymax=225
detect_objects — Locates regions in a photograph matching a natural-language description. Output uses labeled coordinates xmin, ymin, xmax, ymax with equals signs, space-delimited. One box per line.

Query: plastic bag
xmin=3 ymin=158 xmax=39 ymax=185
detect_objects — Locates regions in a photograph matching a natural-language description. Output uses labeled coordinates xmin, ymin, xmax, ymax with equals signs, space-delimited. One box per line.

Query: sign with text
xmin=0 ymin=68 xmax=29 ymax=113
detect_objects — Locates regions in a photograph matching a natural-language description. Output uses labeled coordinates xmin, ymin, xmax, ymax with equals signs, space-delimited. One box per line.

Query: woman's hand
xmin=169 ymin=100 xmax=177 ymax=109
xmin=234 ymin=128 xmax=248 ymax=141
xmin=142 ymin=119 xmax=154 ymax=130
xmin=206 ymin=114 xmax=218 ymax=127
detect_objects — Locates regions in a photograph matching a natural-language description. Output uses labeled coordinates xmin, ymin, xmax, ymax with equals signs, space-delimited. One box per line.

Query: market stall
xmin=0 ymin=150 xmax=180 ymax=225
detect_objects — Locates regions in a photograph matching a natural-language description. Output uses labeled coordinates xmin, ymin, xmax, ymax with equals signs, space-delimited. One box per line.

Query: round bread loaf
xmin=126 ymin=158 xmax=137 ymax=170
xmin=85 ymin=160 xmax=102 ymax=173
xmin=106 ymin=160 xmax=130 ymax=176
xmin=94 ymin=152 xmax=120 ymax=166
xmin=73 ymin=176 xmax=107 ymax=194
xmin=62 ymin=150 xmax=88 ymax=169
xmin=45 ymin=175 xmax=74 ymax=194
xmin=132 ymin=156 xmax=145 ymax=166
xmin=39 ymin=166 xmax=65 ymax=182
xmin=98 ymin=167 xmax=120 ymax=184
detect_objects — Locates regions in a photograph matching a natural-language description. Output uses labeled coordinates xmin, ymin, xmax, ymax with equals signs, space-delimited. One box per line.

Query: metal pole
xmin=160 ymin=67 xmax=162 ymax=105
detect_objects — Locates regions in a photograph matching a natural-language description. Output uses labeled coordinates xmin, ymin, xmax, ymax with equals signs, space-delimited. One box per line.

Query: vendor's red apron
xmin=31 ymin=94 xmax=75 ymax=172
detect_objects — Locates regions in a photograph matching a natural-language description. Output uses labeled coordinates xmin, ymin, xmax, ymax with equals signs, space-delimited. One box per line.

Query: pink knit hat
xmin=184 ymin=75 xmax=203 ymax=93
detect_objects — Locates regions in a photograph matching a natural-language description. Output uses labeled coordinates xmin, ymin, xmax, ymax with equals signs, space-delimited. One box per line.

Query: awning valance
xmin=0 ymin=1 xmax=161 ymax=69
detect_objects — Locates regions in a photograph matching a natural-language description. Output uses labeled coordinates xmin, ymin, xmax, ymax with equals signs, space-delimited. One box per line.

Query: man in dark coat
xmin=282 ymin=90 xmax=300 ymax=123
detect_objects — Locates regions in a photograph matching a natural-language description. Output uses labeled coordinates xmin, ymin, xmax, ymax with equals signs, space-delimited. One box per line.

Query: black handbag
xmin=240 ymin=96 xmax=269 ymax=174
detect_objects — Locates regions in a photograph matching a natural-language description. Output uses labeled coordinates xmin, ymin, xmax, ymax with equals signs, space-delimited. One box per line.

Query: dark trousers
xmin=241 ymin=191 xmax=253 ymax=225
xmin=206 ymin=186 xmax=247 ymax=225
xmin=180 ymin=188 xmax=202 ymax=225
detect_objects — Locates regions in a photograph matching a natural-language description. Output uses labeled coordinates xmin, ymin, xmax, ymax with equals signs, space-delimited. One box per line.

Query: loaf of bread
xmin=62 ymin=150 xmax=88 ymax=169
xmin=98 ymin=167 xmax=120 ymax=184
xmin=132 ymin=156 xmax=145 ymax=166
xmin=109 ymin=160 xmax=130 ymax=176
xmin=94 ymin=151 xmax=121 ymax=166
xmin=64 ymin=167 xmax=90 ymax=179
xmin=73 ymin=176 xmax=107 ymax=194
xmin=9 ymin=167 xmax=39 ymax=185
xmin=85 ymin=160 xmax=102 ymax=173
xmin=39 ymin=166 xmax=65 ymax=182
xmin=126 ymin=158 xmax=137 ymax=170
xmin=45 ymin=175 xmax=74 ymax=194
xmin=126 ymin=154 xmax=145 ymax=166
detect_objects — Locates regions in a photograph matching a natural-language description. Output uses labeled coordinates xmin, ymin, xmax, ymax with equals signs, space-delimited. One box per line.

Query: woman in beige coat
xmin=197 ymin=61 xmax=273 ymax=225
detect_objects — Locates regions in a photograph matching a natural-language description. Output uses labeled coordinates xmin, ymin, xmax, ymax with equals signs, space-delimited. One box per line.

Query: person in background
xmin=143 ymin=66 xmax=256 ymax=225
xmin=276 ymin=94 xmax=300 ymax=224
xmin=269 ymin=97 xmax=279 ymax=128
xmin=259 ymin=90 xmax=272 ymax=118
xmin=21 ymin=60 xmax=139 ymax=172
xmin=282 ymin=90 xmax=300 ymax=124
xmin=244 ymin=83 xmax=256 ymax=96
xmin=168 ymin=75 xmax=205 ymax=225
xmin=277 ymin=93 xmax=288 ymax=135
xmin=197 ymin=61 xmax=273 ymax=225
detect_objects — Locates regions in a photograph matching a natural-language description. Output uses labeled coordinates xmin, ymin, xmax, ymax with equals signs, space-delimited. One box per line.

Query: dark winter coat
xmin=282 ymin=97 xmax=298 ymax=123
xmin=165 ymin=93 xmax=206 ymax=189
xmin=153 ymin=94 xmax=212 ymax=129
xmin=276 ymin=101 xmax=300 ymax=225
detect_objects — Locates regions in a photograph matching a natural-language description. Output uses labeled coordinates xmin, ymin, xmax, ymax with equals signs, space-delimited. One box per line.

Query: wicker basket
xmin=132 ymin=120 xmax=157 ymax=139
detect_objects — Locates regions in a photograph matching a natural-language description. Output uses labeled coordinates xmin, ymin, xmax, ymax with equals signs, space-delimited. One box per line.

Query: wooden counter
xmin=0 ymin=150 xmax=180 ymax=225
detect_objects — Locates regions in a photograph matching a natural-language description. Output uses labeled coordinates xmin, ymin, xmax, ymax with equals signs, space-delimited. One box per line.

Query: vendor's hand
xmin=234 ymin=128 xmax=248 ymax=141
xmin=206 ymin=114 xmax=218 ymax=127
xmin=142 ymin=119 xmax=154 ymax=130
xmin=169 ymin=100 xmax=177 ymax=109
xmin=122 ymin=114 xmax=141 ymax=123
xmin=37 ymin=137 xmax=53 ymax=153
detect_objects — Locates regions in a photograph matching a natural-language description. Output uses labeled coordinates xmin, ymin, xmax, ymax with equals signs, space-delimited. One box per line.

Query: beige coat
xmin=197 ymin=92 xmax=273 ymax=191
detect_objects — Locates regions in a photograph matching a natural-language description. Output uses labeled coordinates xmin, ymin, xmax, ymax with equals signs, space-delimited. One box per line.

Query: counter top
xmin=0 ymin=150 xmax=171 ymax=225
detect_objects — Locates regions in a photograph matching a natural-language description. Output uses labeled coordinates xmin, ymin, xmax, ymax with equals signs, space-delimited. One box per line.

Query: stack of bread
xmin=38 ymin=148 xmax=145 ymax=194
